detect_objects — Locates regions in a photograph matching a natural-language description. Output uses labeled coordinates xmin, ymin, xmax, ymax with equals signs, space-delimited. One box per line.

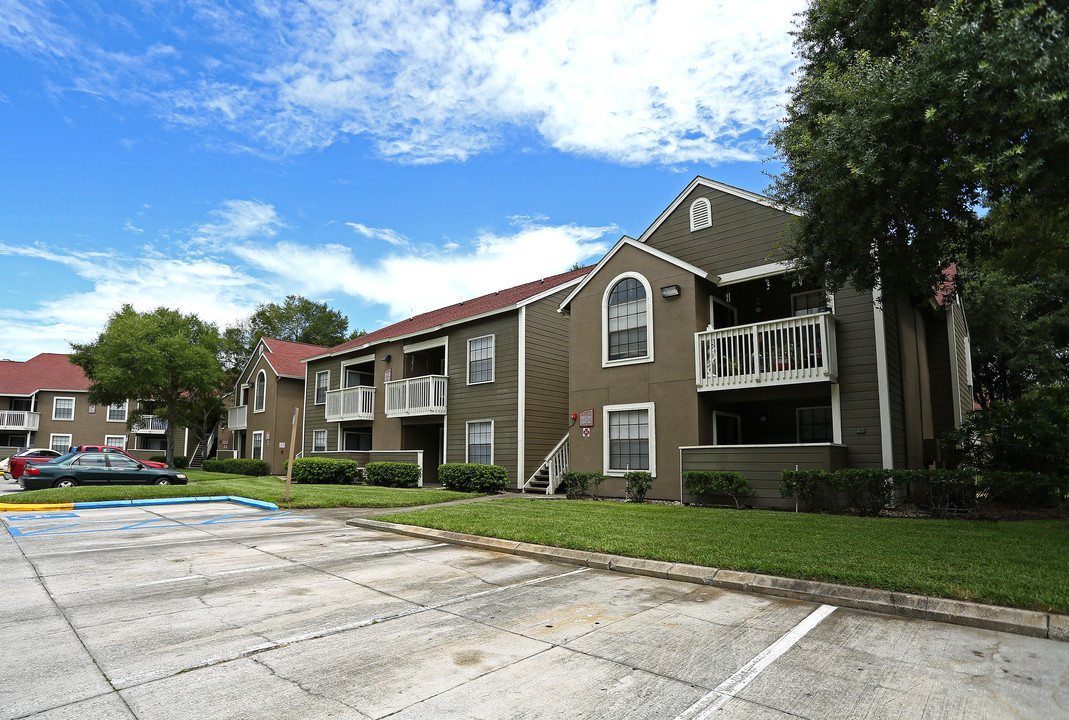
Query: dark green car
xmin=18 ymin=452 xmax=188 ymax=490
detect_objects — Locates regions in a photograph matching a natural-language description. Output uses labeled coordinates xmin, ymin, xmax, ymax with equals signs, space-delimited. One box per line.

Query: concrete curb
xmin=347 ymin=517 xmax=1067 ymax=643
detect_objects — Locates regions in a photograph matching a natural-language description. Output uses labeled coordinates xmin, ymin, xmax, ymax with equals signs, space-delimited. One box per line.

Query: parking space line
xmin=7 ymin=511 xmax=316 ymax=537
xmin=674 ymin=604 xmax=838 ymax=719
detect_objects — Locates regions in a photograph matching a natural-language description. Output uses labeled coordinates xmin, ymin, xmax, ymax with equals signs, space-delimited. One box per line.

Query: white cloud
xmin=346 ymin=222 xmax=412 ymax=249
xmin=234 ymin=217 xmax=614 ymax=321
xmin=191 ymin=199 xmax=283 ymax=246
xmin=6 ymin=0 xmax=805 ymax=165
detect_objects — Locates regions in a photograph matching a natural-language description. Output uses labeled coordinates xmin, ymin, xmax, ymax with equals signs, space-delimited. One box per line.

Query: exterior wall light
xmin=380 ymin=354 xmax=391 ymax=362
xmin=660 ymin=285 xmax=681 ymax=298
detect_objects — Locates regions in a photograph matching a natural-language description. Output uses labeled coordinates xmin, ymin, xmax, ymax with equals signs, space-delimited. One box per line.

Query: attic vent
xmin=690 ymin=198 xmax=712 ymax=232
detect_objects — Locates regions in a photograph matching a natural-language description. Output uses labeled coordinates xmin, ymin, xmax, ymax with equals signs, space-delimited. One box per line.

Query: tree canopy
xmin=70 ymin=305 xmax=225 ymax=466
xmin=770 ymin=0 xmax=1069 ymax=297
xmin=225 ymin=295 xmax=350 ymax=374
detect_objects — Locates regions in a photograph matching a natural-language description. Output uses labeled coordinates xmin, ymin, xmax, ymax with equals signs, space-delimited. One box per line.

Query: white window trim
xmin=796 ymin=405 xmax=834 ymax=443
xmin=790 ymin=288 xmax=834 ymax=316
xmin=466 ymin=334 xmax=496 ymax=385
xmin=712 ymin=411 xmax=742 ymax=445
xmin=602 ymin=272 xmax=655 ymax=368
xmin=690 ymin=197 xmax=712 ymax=232
xmin=314 ymin=370 xmax=330 ymax=405
xmin=106 ymin=400 xmax=129 ymax=423
xmin=253 ymin=370 xmax=267 ymax=413
xmin=104 ymin=435 xmax=127 ymax=449
xmin=49 ymin=433 xmax=73 ymax=453
xmin=603 ymin=402 xmax=656 ymax=477
xmin=251 ymin=430 xmax=265 ymax=460
xmin=312 ymin=429 xmax=327 ymax=453
xmin=52 ymin=396 xmax=75 ymax=422
xmin=465 ymin=419 xmax=494 ymax=465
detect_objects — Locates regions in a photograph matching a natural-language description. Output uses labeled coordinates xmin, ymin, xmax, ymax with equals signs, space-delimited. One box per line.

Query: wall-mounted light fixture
xmin=380 ymin=354 xmax=391 ymax=362
xmin=660 ymin=284 xmax=681 ymax=298
xmin=754 ymin=299 xmax=762 ymax=315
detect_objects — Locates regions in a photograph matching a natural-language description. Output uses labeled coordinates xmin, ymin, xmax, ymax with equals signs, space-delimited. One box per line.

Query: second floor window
xmin=315 ymin=370 xmax=329 ymax=405
xmin=107 ymin=401 xmax=128 ymax=422
xmin=254 ymin=371 xmax=266 ymax=412
xmin=606 ymin=277 xmax=649 ymax=361
xmin=53 ymin=397 xmax=74 ymax=421
xmin=467 ymin=336 xmax=494 ymax=384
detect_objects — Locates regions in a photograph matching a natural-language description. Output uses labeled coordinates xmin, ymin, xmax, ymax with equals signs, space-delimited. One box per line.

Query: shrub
xmin=983 ymin=471 xmax=1066 ymax=509
xmin=439 ymin=463 xmax=509 ymax=493
xmin=290 ymin=457 xmax=362 ymax=484
xmin=914 ymin=468 xmax=981 ymax=516
xmin=172 ymin=455 xmax=189 ymax=469
xmin=364 ymin=462 xmax=421 ymax=488
xmin=148 ymin=455 xmax=167 ymax=464
xmin=561 ymin=471 xmax=606 ymax=500
xmin=778 ymin=469 xmax=833 ymax=510
xmin=202 ymin=457 xmax=269 ymax=476
xmin=830 ymin=468 xmax=901 ymax=516
xmin=683 ymin=471 xmax=752 ymax=509
xmin=624 ymin=471 xmax=653 ymax=503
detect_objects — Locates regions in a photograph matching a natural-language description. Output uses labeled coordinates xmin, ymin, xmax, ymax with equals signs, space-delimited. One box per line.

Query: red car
xmin=69 ymin=445 xmax=169 ymax=469
xmin=4 ymin=448 xmax=63 ymax=481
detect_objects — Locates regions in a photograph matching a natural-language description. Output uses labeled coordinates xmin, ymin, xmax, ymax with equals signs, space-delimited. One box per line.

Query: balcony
xmin=385 ymin=375 xmax=447 ymax=418
xmin=228 ymin=405 xmax=248 ymax=430
xmin=696 ymin=313 xmax=837 ymax=391
xmin=0 ymin=410 xmax=40 ymax=431
xmin=133 ymin=414 xmax=168 ymax=433
xmin=325 ymin=386 xmax=376 ymax=422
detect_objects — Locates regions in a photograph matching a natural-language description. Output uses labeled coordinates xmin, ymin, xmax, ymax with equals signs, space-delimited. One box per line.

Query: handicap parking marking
xmin=5 ymin=513 xmax=81 ymax=521
xmin=7 ymin=510 xmax=317 ymax=537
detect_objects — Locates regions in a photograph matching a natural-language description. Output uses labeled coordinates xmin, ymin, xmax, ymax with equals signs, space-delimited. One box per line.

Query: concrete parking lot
xmin=2 ymin=502 xmax=1066 ymax=719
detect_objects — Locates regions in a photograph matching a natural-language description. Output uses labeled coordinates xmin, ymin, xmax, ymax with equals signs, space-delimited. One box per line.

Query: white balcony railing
xmin=384 ymin=375 xmax=447 ymax=417
xmin=0 ymin=410 xmax=40 ymax=431
xmin=696 ymin=313 xmax=837 ymax=391
xmin=133 ymin=414 xmax=168 ymax=433
xmin=228 ymin=405 xmax=248 ymax=430
xmin=325 ymin=386 xmax=376 ymax=422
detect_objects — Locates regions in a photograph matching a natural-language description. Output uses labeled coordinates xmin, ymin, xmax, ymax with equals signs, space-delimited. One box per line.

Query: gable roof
xmin=558 ymin=236 xmax=714 ymax=311
xmin=306 ymin=267 xmax=589 ymax=362
xmin=260 ymin=338 xmax=329 ymax=379
xmin=0 ymin=354 xmax=91 ymax=396
xmin=636 ymin=176 xmax=800 ymax=245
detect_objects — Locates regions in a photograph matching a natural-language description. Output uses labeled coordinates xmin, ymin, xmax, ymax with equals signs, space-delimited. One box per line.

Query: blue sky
xmin=1 ymin=0 xmax=805 ymax=361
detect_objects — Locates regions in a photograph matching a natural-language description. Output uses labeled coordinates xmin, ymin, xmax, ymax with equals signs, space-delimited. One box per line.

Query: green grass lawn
xmin=378 ymin=498 xmax=1069 ymax=613
xmin=5 ymin=472 xmax=481 ymax=508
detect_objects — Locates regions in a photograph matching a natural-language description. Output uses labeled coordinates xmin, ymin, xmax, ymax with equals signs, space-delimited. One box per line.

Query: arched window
xmin=604 ymin=274 xmax=652 ymax=364
xmin=690 ymin=197 xmax=712 ymax=231
xmin=254 ymin=370 xmax=266 ymax=412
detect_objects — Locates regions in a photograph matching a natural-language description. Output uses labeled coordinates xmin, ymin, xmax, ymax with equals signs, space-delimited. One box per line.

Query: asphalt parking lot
xmin=2 ymin=502 xmax=1066 ymax=720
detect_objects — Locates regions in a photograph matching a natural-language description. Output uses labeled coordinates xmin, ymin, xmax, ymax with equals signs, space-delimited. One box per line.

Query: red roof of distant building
xmin=0 ymin=353 xmax=91 ymax=395
xmin=307 ymin=267 xmax=589 ymax=360
xmin=261 ymin=338 xmax=329 ymax=378
xmin=935 ymin=264 xmax=958 ymax=306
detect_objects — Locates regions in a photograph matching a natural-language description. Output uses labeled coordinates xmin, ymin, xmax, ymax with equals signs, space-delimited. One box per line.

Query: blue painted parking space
xmin=4 ymin=510 xmax=317 ymax=537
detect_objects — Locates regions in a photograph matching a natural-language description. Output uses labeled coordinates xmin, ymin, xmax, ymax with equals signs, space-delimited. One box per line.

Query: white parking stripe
xmin=675 ymin=604 xmax=837 ymax=719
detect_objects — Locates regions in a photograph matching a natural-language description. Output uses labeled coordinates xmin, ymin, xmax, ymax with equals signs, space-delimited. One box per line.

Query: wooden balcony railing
xmin=228 ymin=405 xmax=248 ymax=430
xmin=696 ymin=313 xmax=837 ymax=391
xmin=0 ymin=410 xmax=40 ymax=431
xmin=325 ymin=386 xmax=376 ymax=422
xmin=384 ymin=375 xmax=447 ymax=417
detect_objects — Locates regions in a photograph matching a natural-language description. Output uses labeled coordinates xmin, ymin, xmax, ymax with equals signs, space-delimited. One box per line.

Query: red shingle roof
xmin=261 ymin=338 xmax=329 ymax=378
xmin=309 ymin=267 xmax=589 ymax=360
xmin=0 ymin=354 xmax=91 ymax=395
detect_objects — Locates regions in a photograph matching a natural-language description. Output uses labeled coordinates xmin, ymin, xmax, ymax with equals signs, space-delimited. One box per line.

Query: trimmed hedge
xmin=683 ymin=470 xmax=752 ymax=509
xmin=364 ymin=462 xmax=421 ymax=488
xmin=147 ymin=455 xmax=188 ymax=468
xmin=562 ymin=471 xmax=606 ymax=500
xmin=624 ymin=471 xmax=653 ymax=503
xmin=203 ymin=457 xmax=269 ymax=476
xmin=439 ymin=463 xmax=509 ymax=493
xmin=290 ymin=457 xmax=362 ymax=484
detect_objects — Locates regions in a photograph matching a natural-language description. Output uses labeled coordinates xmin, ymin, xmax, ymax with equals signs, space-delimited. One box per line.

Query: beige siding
xmin=522 ymin=289 xmax=573 ymax=483
xmin=644 ymin=187 xmax=794 ymax=275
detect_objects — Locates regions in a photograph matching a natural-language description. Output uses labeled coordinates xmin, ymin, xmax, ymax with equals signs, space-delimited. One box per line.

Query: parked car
xmin=4 ymin=448 xmax=64 ymax=481
xmin=18 ymin=452 xmax=188 ymax=490
xmin=68 ymin=445 xmax=168 ymax=469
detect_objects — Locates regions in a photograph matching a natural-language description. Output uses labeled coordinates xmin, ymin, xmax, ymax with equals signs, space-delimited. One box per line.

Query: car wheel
xmin=154 ymin=478 xmax=172 ymax=485
xmin=53 ymin=478 xmax=78 ymax=489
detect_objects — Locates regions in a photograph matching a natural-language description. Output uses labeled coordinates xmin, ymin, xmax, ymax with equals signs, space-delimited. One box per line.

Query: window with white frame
xmin=314 ymin=370 xmax=330 ymax=405
xmin=251 ymin=431 xmax=264 ymax=460
xmin=105 ymin=435 xmax=126 ymax=449
xmin=792 ymin=289 xmax=829 ymax=316
xmin=106 ymin=401 xmax=128 ymax=422
xmin=690 ymin=197 xmax=712 ymax=231
xmin=466 ymin=420 xmax=493 ymax=465
xmin=312 ymin=429 xmax=327 ymax=453
xmin=253 ymin=370 xmax=266 ymax=413
xmin=50 ymin=433 xmax=72 ymax=454
xmin=52 ymin=397 xmax=75 ymax=421
xmin=467 ymin=335 xmax=495 ymax=384
xmin=604 ymin=403 xmax=655 ymax=475
xmin=604 ymin=274 xmax=652 ymax=364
